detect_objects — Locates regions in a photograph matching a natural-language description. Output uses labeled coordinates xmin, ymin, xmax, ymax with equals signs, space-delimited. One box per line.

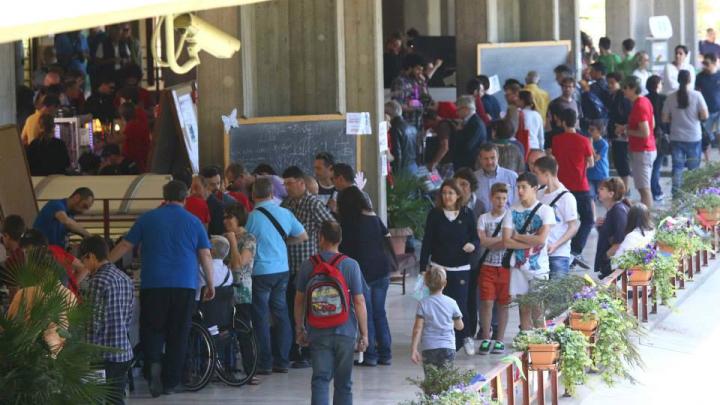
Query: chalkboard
xmin=477 ymin=41 xmax=571 ymax=111
xmin=228 ymin=118 xmax=354 ymax=175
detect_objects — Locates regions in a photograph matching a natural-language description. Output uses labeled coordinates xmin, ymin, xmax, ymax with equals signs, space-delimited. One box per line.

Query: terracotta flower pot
xmin=527 ymin=343 xmax=560 ymax=367
xmin=656 ymin=242 xmax=676 ymax=255
xmin=627 ymin=266 xmax=653 ymax=283
xmin=569 ymin=312 xmax=598 ymax=337
xmin=697 ymin=208 xmax=720 ymax=225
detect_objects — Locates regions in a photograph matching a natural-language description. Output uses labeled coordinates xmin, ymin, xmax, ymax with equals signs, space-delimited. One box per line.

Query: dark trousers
xmin=139 ymin=288 xmax=195 ymax=390
xmin=651 ymin=150 xmax=664 ymax=198
xmin=570 ymin=191 xmax=595 ymax=256
xmin=287 ymin=273 xmax=310 ymax=363
xmin=443 ymin=270 xmax=469 ymax=350
xmin=104 ymin=360 xmax=132 ymax=405
xmin=465 ymin=266 xmax=479 ymax=338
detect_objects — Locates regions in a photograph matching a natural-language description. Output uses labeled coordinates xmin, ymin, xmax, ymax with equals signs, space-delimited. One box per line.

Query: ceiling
xmin=0 ymin=0 xmax=268 ymax=43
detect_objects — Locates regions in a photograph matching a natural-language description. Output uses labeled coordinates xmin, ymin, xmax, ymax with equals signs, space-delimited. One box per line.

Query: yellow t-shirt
xmin=21 ymin=110 xmax=43 ymax=145
xmin=525 ymin=83 xmax=550 ymax=126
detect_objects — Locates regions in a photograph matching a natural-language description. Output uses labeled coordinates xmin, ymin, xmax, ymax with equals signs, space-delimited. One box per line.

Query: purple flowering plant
xmin=612 ymin=244 xmax=657 ymax=272
xmin=697 ymin=188 xmax=720 ymax=210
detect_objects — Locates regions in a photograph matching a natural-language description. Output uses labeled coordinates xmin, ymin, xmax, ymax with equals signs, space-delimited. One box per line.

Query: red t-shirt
xmin=551 ymin=132 xmax=593 ymax=192
xmin=123 ymin=118 xmax=151 ymax=172
xmin=227 ymin=191 xmax=253 ymax=212
xmin=627 ymin=96 xmax=656 ymax=152
xmin=185 ymin=195 xmax=210 ymax=224
xmin=47 ymin=245 xmax=80 ymax=298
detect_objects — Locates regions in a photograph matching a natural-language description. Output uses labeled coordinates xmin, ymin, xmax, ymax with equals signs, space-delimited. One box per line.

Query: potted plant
xmin=0 ymin=249 xmax=113 ymax=403
xmin=406 ymin=364 xmax=477 ymax=397
xmin=387 ymin=173 xmax=431 ymax=254
xmin=513 ymin=329 xmax=560 ymax=367
xmin=568 ymin=286 xmax=600 ymax=337
xmin=681 ymin=161 xmax=720 ymax=194
xmin=650 ymin=253 xmax=680 ymax=306
xmin=613 ymin=244 xmax=657 ymax=283
xmin=655 ymin=217 xmax=690 ymax=254
xmin=696 ymin=188 xmax=720 ymax=224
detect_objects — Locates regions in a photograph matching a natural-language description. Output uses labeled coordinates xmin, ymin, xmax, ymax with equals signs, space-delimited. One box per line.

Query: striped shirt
xmin=282 ymin=193 xmax=334 ymax=275
xmin=86 ymin=262 xmax=135 ymax=362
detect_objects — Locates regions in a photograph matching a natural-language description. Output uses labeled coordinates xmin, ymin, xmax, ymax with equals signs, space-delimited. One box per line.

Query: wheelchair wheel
xmin=181 ymin=321 xmax=216 ymax=391
xmin=215 ymin=313 xmax=258 ymax=386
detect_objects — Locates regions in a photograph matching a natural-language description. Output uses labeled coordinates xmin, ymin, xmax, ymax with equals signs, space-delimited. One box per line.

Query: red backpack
xmin=305 ymin=254 xmax=351 ymax=329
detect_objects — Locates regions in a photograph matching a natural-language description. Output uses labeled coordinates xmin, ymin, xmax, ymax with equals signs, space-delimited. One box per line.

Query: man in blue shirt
xmin=473 ymin=143 xmax=518 ymax=215
xmin=696 ymin=53 xmax=720 ymax=150
xmin=294 ymin=220 xmax=368 ymax=405
xmin=33 ymin=187 xmax=94 ymax=247
xmin=109 ymin=180 xmax=214 ymax=397
xmin=246 ymin=176 xmax=308 ymax=374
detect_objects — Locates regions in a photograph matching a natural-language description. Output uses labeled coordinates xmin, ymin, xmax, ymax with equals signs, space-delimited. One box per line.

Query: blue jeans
xmin=549 ymin=256 xmax=570 ymax=279
xmin=670 ymin=141 xmax=701 ymax=195
xmin=651 ymin=150 xmax=664 ymax=198
xmin=703 ymin=111 xmax=720 ymax=141
xmin=252 ymin=272 xmax=292 ymax=370
xmin=570 ymin=191 xmax=594 ymax=257
xmin=310 ymin=334 xmax=355 ymax=405
xmin=363 ymin=276 xmax=392 ymax=363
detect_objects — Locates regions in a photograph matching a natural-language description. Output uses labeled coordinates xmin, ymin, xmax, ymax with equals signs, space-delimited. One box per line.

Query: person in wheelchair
xmin=196 ymin=235 xmax=234 ymax=331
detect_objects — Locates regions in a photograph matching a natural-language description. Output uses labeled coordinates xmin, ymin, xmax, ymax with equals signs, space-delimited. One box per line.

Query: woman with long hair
xmin=646 ymin=75 xmax=668 ymax=201
xmin=420 ymin=179 xmax=479 ymax=354
xmin=594 ymin=177 xmax=632 ymax=278
xmin=613 ymin=203 xmax=655 ymax=259
xmin=337 ymin=186 xmax=393 ymax=366
xmin=661 ymin=69 xmax=709 ymax=195
xmin=518 ymin=90 xmax=545 ymax=151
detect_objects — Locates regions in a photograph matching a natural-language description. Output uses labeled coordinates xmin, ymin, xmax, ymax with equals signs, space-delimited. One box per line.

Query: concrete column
xmin=403 ymin=0 xmax=442 ymax=36
xmin=559 ymin=0 xmax=581 ymax=72
xmin=343 ymin=0 xmax=386 ymax=218
xmin=0 ymin=43 xmax=16 ymax=127
xmin=455 ymin=0 xmax=491 ymax=97
xmin=606 ymin=0 xmax=653 ymax=55
xmin=655 ymin=0 xmax=698 ymax=61
xmin=196 ymin=7 xmax=242 ymax=168
xmin=519 ymin=0 xmax=559 ymax=41
xmin=441 ymin=0 xmax=456 ymax=36
xmin=495 ymin=0 xmax=520 ymax=42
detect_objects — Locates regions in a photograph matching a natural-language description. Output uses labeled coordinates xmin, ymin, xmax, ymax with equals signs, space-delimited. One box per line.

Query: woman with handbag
xmin=420 ymin=179 xmax=479 ymax=354
xmin=338 ymin=186 xmax=394 ymax=366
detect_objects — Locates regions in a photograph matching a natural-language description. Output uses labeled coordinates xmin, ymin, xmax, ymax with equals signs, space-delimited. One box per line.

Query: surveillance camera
xmin=174 ymin=14 xmax=241 ymax=59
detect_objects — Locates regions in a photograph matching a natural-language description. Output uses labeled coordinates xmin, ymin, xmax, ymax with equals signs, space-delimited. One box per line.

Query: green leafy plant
xmin=512 ymin=327 xmax=592 ymax=397
xmin=569 ymin=285 xmax=601 ymax=321
xmin=591 ymin=289 xmax=644 ymax=386
xmin=0 ymin=249 xmax=113 ymax=404
xmin=387 ymin=173 xmax=432 ymax=238
xmin=680 ymin=161 xmax=720 ymax=194
xmin=650 ymin=253 xmax=680 ymax=306
xmin=696 ymin=193 xmax=720 ymax=210
xmin=403 ymin=388 xmax=496 ymax=405
xmin=514 ymin=276 xmax=588 ymax=319
xmin=612 ymin=244 xmax=657 ymax=271
xmin=407 ymin=365 xmax=477 ymax=397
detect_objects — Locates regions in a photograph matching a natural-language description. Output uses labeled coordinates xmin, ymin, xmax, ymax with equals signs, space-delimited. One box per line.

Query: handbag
xmin=256 ymin=207 xmax=288 ymax=240
xmin=500 ymin=202 xmax=543 ymax=268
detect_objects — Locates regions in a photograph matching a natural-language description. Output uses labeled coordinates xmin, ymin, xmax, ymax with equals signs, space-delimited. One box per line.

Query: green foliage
xmin=512 ymin=329 xmax=553 ymax=351
xmin=696 ymin=194 xmax=720 ymax=210
xmin=680 ymin=161 xmax=720 ymax=194
xmin=591 ymin=289 xmax=644 ymax=386
xmin=403 ymin=389 xmax=496 ymax=405
xmin=612 ymin=244 xmax=657 ymax=271
xmin=407 ymin=365 xmax=476 ymax=397
xmin=551 ymin=326 xmax=593 ymax=397
xmin=387 ymin=173 xmax=432 ymax=238
xmin=651 ymin=253 xmax=680 ymax=306
xmin=514 ymin=275 xmax=588 ymax=319
xmin=0 ymin=249 xmax=113 ymax=404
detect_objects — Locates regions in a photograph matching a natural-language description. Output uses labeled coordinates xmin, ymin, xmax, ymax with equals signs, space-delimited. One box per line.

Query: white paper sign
xmin=378 ymin=121 xmax=389 ymax=152
xmin=173 ymin=90 xmax=200 ymax=174
xmin=346 ymin=112 xmax=372 ymax=135
xmin=649 ymin=16 xmax=673 ymax=39
xmin=487 ymin=75 xmax=501 ymax=94
xmin=381 ymin=153 xmax=388 ymax=177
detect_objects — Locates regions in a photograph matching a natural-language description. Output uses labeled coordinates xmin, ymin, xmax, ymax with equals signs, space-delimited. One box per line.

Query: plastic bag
xmin=412 ymin=275 xmax=430 ymax=301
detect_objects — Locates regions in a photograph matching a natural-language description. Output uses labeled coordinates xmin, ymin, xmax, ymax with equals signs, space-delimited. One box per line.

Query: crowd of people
xmin=19 ymin=24 xmax=152 ymax=177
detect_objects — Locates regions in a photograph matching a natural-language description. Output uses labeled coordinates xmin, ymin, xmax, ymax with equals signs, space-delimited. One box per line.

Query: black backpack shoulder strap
xmin=256 ymin=207 xmax=288 ymax=240
xmin=329 ymin=254 xmax=346 ymax=267
xmin=548 ymin=190 xmax=569 ymax=208
xmin=518 ymin=202 xmax=543 ymax=234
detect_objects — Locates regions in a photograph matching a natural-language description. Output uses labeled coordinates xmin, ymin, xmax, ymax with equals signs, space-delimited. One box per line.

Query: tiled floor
xmin=127 ymin=159 xmax=687 ymax=404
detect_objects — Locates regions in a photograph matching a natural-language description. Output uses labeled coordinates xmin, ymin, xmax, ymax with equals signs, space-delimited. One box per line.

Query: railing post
xmin=103 ymin=199 xmax=110 ymax=241
xmin=506 ymin=364 xmax=515 ymax=405
xmin=522 ymin=355 xmax=530 ymax=405
xmin=695 ymin=252 xmax=701 ymax=274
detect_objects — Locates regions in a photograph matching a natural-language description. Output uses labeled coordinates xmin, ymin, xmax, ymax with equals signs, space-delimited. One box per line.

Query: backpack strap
xmin=256 ymin=207 xmax=288 ymax=240
xmin=548 ymin=190 xmax=569 ymax=208
xmin=328 ymin=254 xmax=346 ymax=267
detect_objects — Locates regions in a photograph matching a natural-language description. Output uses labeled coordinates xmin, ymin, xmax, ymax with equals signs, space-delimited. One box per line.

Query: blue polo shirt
xmin=696 ymin=71 xmax=720 ymax=113
xmin=125 ymin=204 xmax=210 ymax=289
xmin=33 ymin=199 xmax=71 ymax=246
xmin=246 ymin=200 xmax=305 ymax=276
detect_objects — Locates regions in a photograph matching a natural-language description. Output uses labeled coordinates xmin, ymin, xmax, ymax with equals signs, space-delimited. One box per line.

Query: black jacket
xmin=420 ymin=206 xmax=480 ymax=270
xmin=389 ymin=116 xmax=418 ymax=173
xmin=452 ymin=114 xmax=486 ymax=170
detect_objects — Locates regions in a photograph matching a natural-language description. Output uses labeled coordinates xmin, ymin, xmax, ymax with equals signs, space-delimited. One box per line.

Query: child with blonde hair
xmin=410 ymin=266 xmax=464 ymax=373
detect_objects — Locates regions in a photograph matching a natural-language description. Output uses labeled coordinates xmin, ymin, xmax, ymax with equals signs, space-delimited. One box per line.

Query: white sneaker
xmin=463 ymin=337 xmax=476 ymax=356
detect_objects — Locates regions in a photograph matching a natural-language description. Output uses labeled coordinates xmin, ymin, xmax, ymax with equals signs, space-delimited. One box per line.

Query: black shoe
xmin=163 ymin=385 xmax=188 ymax=395
xmin=354 ymin=360 xmax=377 ymax=367
xmin=272 ymin=367 xmax=289 ymax=373
xmin=291 ymin=360 xmax=311 ymax=369
xmin=256 ymin=369 xmax=272 ymax=375
xmin=572 ymin=255 xmax=590 ymax=270
xmin=149 ymin=363 xmax=163 ymax=398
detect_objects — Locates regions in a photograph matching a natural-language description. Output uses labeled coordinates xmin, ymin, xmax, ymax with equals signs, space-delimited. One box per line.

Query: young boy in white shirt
xmin=533 ymin=156 xmax=580 ymax=280
xmin=502 ymin=172 xmax=555 ymax=330
xmin=476 ymin=183 xmax=510 ymax=355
